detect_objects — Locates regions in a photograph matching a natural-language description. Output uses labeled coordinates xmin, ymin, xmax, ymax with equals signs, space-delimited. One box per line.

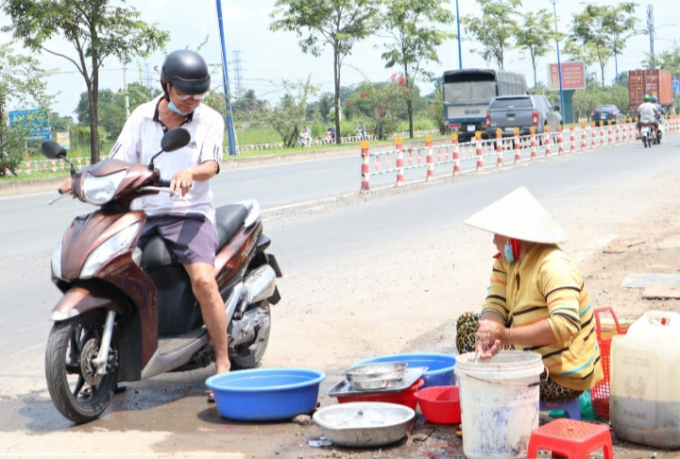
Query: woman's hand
xmin=475 ymin=320 xmax=511 ymax=360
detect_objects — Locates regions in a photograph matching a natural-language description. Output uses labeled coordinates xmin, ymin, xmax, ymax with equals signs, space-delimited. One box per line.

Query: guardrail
xmin=359 ymin=118 xmax=680 ymax=191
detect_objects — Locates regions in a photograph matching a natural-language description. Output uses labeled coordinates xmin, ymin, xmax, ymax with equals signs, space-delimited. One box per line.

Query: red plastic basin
xmin=414 ymin=386 xmax=461 ymax=424
xmin=337 ymin=379 xmax=424 ymax=409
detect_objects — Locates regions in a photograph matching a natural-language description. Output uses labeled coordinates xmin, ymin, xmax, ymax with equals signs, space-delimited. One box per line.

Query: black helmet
xmin=161 ymin=49 xmax=210 ymax=95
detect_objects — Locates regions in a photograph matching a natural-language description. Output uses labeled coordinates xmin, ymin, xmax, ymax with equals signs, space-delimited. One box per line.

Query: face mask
xmin=168 ymin=100 xmax=189 ymax=116
xmin=504 ymin=241 xmax=516 ymax=263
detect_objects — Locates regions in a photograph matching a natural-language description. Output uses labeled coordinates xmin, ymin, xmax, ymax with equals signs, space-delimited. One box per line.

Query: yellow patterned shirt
xmin=482 ymin=244 xmax=603 ymax=391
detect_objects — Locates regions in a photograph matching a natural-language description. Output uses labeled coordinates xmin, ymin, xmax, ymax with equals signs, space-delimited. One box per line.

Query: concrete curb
xmin=0 ymin=137 xmax=453 ymax=197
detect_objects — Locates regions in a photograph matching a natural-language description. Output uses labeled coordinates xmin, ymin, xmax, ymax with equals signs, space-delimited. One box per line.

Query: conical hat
xmin=463 ymin=187 xmax=568 ymax=243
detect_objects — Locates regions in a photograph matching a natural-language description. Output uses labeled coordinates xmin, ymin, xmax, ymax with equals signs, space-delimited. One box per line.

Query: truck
xmin=628 ymin=69 xmax=674 ymax=113
xmin=442 ymin=69 xmax=528 ymax=141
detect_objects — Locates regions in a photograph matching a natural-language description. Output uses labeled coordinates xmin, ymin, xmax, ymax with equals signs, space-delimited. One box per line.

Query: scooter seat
xmin=140 ymin=204 xmax=249 ymax=268
xmin=215 ymin=204 xmax=249 ymax=249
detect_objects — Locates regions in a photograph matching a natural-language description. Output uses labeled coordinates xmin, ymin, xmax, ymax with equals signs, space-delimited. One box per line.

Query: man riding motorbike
xmin=60 ymin=49 xmax=231 ymax=383
xmin=637 ymin=94 xmax=660 ymax=138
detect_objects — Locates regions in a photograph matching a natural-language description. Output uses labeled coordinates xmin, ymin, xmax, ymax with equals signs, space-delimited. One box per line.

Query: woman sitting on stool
xmin=456 ymin=187 xmax=603 ymax=402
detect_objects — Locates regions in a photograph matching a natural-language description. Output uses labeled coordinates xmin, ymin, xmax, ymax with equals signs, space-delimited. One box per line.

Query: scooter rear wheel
xmin=229 ymin=300 xmax=271 ymax=370
xmin=45 ymin=309 xmax=118 ymax=424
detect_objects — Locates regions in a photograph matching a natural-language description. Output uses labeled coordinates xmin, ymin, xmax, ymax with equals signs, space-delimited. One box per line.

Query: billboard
xmin=548 ymin=62 xmax=586 ymax=91
xmin=8 ymin=109 xmax=50 ymax=140
xmin=56 ymin=131 xmax=70 ymax=149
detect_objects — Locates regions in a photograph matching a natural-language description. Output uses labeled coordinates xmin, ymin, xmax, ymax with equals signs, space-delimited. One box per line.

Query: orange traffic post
xmin=513 ymin=128 xmax=521 ymax=163
xmin=557 ymin=125 xmax=564 ymax=154
xmin=451 ymin=134 xmax=461 ymax=176
xmin=580 ymin=123 xmax=586 ymax=150
xmin=544 ymin=124 xmax=551 ymax=157
xmin=425 ymin=135 xmax=434 ymax=181
xmin=530 ymin=127 xmax=537 ymax=159
xmin=475 ymin=131 xmax=484 ymax=171
xmin=361 ymin=141 xmax=370 ymax=191
xmin=569 ymin=125 xmax=576 ymax=154
xmin=496 ymin=129 xmax=503 ymax=167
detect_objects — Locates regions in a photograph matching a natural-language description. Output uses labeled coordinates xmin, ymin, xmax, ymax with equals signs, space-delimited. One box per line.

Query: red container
xmin=414 ymin=386 xmax=461 ymax=424
xmin=591 ymin=307 xmax=627 ymax=420
xmin=337 ymin=379 xmax=424 ymax=409
xmin=629 ymin=69 xmax=674 ymax=108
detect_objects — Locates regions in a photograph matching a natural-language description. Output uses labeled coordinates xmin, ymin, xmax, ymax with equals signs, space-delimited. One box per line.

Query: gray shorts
xmin=138 ymin=213 xmax=218 ymax=265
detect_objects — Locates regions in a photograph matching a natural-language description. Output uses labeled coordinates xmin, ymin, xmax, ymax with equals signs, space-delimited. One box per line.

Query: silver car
xmin=485 ymin=95 xmax=562 ymax=138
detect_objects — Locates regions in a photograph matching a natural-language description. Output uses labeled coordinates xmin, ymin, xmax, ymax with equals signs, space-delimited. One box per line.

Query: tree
xmin=2 ymin=0 xmax=169 ymax=164
xmin=514 ymin=9 xmax=563 ymax=87
xmin=380 ymin=0 xmax=454 ymax=139
xmin=270 ymin=0 xmax=381 ymax=144
xmin=423 ymin=85 xmax=447 ymax=135
xmin=643 ymin=45 xmax=680 ymax=77
xmin=348 ymin=80 xmax=406 ymax=139
xmin=49 ymin=112 xmax=74 ymax=133
xmin=463 ymin=0 xmax=521 ymax=70
xmin=0 ymin=42 xmax=54 ymax=175
xmin=75 ymin=83 xmax=158 ymax=139
xmin=569 ymin=3 xmax=638 ymax=87
xmin=253 ymin=77 xmax=319 ymax=147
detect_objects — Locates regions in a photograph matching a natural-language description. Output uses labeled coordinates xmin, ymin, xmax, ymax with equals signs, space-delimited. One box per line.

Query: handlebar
xmin=159 ymin=179 xmax=171 ymax=187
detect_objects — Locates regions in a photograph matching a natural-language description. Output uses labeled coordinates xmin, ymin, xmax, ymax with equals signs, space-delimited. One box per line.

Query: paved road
xmin=0 ymin=139 xmax=590 ymax=257
xmin=0 ymin=134 xmax=677 ymax=454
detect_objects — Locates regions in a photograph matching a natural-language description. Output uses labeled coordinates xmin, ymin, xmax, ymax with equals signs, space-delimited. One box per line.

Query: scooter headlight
xmin=51 ymin=239 xmax=63 ymax=280
xmin=82 ymin=170 xmax=127 ymax=205
xmin=81 ymin=223 xmax=141 ymax=278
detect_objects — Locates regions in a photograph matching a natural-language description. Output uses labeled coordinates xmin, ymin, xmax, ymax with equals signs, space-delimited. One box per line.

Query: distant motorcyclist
xmin=651 ymin=96 xmax=665 ymax=117
xmin=637 ymin=94 xmax=660 ymax=138
xmin=355 ymin=120 xmax=366 ymax=139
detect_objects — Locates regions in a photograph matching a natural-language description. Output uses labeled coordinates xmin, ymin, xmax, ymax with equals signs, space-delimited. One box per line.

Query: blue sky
xmin=0 ymin=0 xmax=677 ymax=118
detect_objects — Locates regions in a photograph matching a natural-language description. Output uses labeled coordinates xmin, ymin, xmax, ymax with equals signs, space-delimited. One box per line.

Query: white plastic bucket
xmin=454 ymin=351 xmax=544 ymax=459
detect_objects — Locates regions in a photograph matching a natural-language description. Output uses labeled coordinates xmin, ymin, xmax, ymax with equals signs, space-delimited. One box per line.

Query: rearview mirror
xmin=161 ymin=128 xmax=191 ymax=152
xmin=554 ymin=105 xmax=561 ymax=112
xmin=41 ymin=140 xmax=67 ymax=159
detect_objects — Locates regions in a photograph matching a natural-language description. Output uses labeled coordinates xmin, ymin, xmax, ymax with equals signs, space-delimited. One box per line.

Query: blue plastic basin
xmin=205 ymin=368 xmax=326 ymax=421
xmin=354 ymin=353 xmax=456 ymax=387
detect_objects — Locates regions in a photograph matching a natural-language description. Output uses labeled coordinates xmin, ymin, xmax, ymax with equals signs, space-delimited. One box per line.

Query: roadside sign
xmin=56 ymin=131 xmax=70 ymax=149
xmin=8 ymin=109 xmax=50 ymax=140
xmin=674 ymin=79 xmax=680 ymax=96
xmin=548 ymin=62 xmax=586 ymax=91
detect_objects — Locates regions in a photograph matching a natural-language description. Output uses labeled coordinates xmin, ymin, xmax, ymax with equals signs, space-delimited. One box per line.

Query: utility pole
xmin=455 ymin=0 xmax=463 ymax=69
xmin=549 ymin=0 xmax=566 ymax=117
xmin=648 ymin=4 xmax=655 ymax=69
xmin=123 ymin=66 xmax=130 ymax=118
xmin=215 ymin=0 xmax=237 ymax=156
xmin=233 ymin=50 xmax=243 ymax=98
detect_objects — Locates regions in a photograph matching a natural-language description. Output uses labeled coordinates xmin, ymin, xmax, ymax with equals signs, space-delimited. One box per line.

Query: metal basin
xmin=313 ymin=402 xmax=415 ymax=447
xmin=343 ymin=362 xmax=407 ymax=390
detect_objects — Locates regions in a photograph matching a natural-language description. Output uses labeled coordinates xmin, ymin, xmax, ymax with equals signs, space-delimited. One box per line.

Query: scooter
xmin=653 ymin=116 xmax=665 ymax=145
xmin=641 ymin=122 xmax=652 ymax=148
xmin=41 ymin=128 xmax=282 ymax=424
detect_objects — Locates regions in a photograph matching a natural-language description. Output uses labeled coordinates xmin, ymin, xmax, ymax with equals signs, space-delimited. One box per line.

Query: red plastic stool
xmin=527 ymin=419 xmax=613 ymax=459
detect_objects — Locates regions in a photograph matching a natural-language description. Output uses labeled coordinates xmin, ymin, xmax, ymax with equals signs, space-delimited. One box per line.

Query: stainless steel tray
xmin=325 ymin=367 xmax=427 ymax=397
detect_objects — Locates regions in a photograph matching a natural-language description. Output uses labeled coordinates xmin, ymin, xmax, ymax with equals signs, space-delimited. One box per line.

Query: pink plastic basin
xmin=414 ymin=386 xmax=461 ymax=424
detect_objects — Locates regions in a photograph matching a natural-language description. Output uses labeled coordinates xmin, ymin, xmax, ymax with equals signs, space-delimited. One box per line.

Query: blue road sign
xmin=674 ymin=79 xmax=680 ymax=97
xmin=9 ymin=109 xmax=50 ymax=140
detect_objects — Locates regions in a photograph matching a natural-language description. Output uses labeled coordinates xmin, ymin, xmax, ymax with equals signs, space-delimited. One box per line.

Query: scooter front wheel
xmin=45 ymin=309 xmax=118 ymax=424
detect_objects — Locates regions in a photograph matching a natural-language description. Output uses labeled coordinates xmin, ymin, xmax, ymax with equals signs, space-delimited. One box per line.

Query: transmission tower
xmin=647 ymin=4 xmax=656 ymax=69
xmin=232 ymin=50 xmax=243 ymax=98
xmin=144 ymin=63 xmax=153 ymax=88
